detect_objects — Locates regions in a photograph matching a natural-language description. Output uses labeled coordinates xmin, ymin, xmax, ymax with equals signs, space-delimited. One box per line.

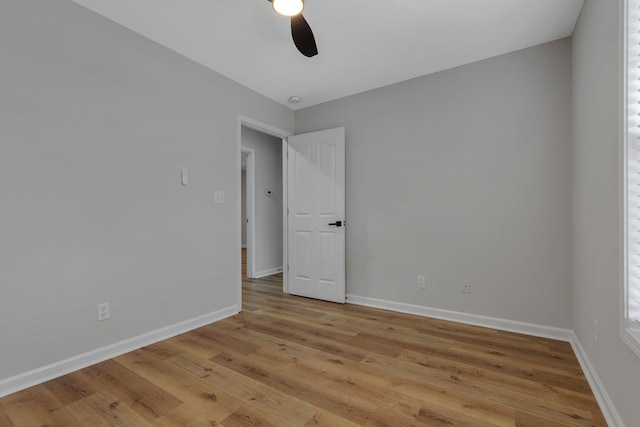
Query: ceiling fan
xmin=267 ymin=0 xmax=318 ymax=57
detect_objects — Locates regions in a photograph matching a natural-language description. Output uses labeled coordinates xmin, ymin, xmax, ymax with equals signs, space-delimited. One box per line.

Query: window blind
xmin=627 ymin=1 xmax=640 ymax=341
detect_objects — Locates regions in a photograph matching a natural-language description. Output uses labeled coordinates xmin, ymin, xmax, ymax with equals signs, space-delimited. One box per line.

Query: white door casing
xmin=287 ymin=127 xmax=345 ymax=303
xmin=241 ymin=147 xmax=255 ymax=278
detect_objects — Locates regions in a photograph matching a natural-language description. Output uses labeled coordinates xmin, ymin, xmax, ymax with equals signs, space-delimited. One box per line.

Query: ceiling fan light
xmin=272 ymin=0 xmax=304 ymax=17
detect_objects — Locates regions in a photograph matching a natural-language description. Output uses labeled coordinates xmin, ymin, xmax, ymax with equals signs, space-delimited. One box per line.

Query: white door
xmin=287 ymin=127 xmax=345 ymax=303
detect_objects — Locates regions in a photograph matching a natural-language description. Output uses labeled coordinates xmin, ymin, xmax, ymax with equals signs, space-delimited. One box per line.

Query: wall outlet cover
xmin=417 ymin=276 xmax=426 ymax=289
xmin=97 ymin=302 xmax=110 ymax=321
xmin=462 ymin=280 xmax=471 ymax=294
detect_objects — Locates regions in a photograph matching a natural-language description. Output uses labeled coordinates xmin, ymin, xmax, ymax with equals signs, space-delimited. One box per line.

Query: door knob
xmin=328 ymin=221 xmax=343 ymax=227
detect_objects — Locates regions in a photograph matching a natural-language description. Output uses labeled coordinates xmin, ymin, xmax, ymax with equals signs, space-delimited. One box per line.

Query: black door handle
xmin=328 ymin=221 xmax=343 ymax=227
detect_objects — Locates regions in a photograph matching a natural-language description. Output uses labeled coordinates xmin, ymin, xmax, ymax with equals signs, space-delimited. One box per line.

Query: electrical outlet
xmin=461 ymin=280 xmax=471 ymax=294
xmin=97 ymin=302 xmax=110 ymax=322
xmin=417 ymin=276 xmax=426 ymax=289
xmin=593 ymin=318 xmax=598 ymax=343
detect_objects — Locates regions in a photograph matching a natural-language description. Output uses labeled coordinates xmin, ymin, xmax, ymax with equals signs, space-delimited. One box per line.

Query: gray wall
xmin=0 ymin=0 xmax=293 ymax=381
xmin=241 ymin=127 xmax=284 ymax=275
xmin=572 ymin=0 xmax=640 ymax=424
xmin=296 ymin=39 xmax=573 ymax=329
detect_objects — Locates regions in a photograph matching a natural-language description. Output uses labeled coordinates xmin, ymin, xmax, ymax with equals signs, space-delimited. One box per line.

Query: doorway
xmin=237 ymin=116 xmax=347 ymax=309
xmin=237 ymin=116 xmax=292 ymax=309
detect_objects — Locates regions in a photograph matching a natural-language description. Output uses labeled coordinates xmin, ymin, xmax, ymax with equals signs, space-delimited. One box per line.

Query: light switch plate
xmin=181 ymin=168 xmax=188 ymax=186
xmin=213 ymin=190 xmax=225 ymax=204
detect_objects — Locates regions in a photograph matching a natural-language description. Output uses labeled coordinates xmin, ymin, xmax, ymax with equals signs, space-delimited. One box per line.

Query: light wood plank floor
xmin=0 ymin=251 xmax=606 ymax=426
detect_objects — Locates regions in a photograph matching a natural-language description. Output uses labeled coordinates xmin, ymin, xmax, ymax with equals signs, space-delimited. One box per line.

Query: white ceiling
xmin=71 ymin=0 xmax=584 ymax=110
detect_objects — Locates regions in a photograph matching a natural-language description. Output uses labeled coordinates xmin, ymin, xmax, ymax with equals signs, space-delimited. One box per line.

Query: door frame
xmin=241 ymin=147 xmax=256 ymax=278
xmin=236 ymin=115 xmax=292 ymax=310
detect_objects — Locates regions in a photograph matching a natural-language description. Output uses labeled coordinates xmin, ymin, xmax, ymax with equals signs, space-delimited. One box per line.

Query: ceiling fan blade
xmin=291 ymin=14 xmax=318 ymax=57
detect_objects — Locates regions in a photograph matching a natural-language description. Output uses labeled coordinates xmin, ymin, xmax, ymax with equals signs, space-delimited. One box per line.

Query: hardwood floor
xmin=0 ymin=251 xmax=606 ymax=426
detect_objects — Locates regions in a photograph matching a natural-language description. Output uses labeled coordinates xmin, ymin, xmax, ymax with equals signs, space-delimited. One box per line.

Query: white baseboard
xmin=0 ymin=304 xmax=240 ymax=399
xmin=254 ymin=266 xmax=283 ymax=279
xmin=346 ymin=294 xmax=573 ymax=342
xmin=569 ymin=333 xmax=626 ymax=427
